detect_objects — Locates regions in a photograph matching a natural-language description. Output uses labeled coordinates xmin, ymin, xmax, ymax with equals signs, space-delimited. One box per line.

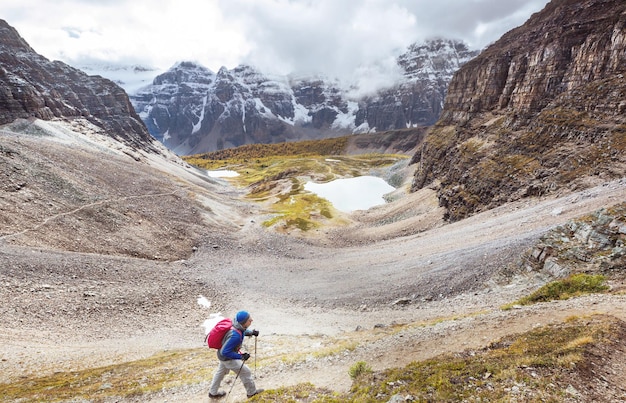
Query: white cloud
xmin=218 ymin=1 xmax=417 ymax=78
xmin=0 ymin=0 xmax=550 ymax=83
xmin=2 ymin=0 xmax=249 ymax=71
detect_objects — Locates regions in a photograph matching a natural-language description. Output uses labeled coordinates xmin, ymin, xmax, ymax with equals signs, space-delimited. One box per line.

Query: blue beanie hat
xmin=235 ymin=310 xmax=250 ymax=324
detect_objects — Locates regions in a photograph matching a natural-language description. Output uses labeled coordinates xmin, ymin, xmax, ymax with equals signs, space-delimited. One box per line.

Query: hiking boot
xmin=247 ymin=388 xmax=264 ymax=398
xmin=209 ymin=390 xmax=226 ymax=399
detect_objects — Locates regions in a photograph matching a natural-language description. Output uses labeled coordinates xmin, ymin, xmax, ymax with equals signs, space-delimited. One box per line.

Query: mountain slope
xmin=0 ymin=19 xmax=161 ymax=154
xmin=411 ymin=0 xmax=626 ymax=222
xmin=0 ymin=19 xmax=244 ymax=260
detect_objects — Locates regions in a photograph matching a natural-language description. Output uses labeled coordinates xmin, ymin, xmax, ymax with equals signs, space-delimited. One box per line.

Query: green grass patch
xmin=185 ymin=137 xmax=350 ymax=166
xmin=348 ymin=361 xmax=373 ymax=380
xmin=260 ymin=192 xmax=336 ymax=232
xmin=503 ymin=273 xmax=609 ymax=310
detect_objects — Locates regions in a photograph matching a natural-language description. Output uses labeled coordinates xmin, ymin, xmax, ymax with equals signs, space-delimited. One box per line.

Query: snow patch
xmin=192 ymin=95 xmax=208 ymax=135
xmin=331 ymin=100 xmax=359 ymax=130
xmin=197 ymin=296 xmax=211 ymax=308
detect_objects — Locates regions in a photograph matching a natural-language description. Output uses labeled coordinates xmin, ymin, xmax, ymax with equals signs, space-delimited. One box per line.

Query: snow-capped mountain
xmin=130 ymin=39 xmax=479 ymax=155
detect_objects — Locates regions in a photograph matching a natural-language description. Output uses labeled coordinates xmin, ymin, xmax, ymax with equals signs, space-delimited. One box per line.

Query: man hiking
xmin=209 ymin=310 xmax=264 ymax=399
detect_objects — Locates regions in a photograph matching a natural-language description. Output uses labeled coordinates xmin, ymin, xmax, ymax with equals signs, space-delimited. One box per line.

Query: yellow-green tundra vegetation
xmin=184 ymin=137 xmax=408 ymax=232
xmin=2 ymin=308 xmax=620 ymax=401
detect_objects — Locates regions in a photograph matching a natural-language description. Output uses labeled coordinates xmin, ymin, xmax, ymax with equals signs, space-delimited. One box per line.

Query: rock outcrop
xmin=523 ymin=202 xmax=626 ymax=278
xmin=0 ymin=19 xmax=161 ymax=154
xmin=411 ymin=0 xmax=626 ymax=221
xmin=131 ymin=39 xmax=478 ymax=155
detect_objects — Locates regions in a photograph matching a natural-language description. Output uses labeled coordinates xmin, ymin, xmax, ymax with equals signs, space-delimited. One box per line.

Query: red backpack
xmin=206 ymin=318 xmax=242 ymax=349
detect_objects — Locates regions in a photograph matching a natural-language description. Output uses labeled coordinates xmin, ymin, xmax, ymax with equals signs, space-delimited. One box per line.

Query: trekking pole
xmin=254 ymin=336 xmax=258 ymax=378
xmin=227 ymin=360 xmax=246 ymax=400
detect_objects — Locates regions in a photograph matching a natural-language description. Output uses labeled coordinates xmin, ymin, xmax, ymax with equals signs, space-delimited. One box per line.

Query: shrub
xmin=348 ymin=361 xmax=372 ymax=380
xmin=514 ymin=273 xmax=609 ymax=306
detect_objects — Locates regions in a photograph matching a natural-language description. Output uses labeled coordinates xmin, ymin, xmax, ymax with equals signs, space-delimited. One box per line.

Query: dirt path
xmin=0 ymin=191 xmax=180 ymax=242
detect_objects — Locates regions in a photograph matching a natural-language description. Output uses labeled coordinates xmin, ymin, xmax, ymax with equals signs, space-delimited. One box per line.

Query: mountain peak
xmin=130 ymin=39 xmax=478 ymax=154
xmin=154 ymin=61 xmax=215 ymax=86
xmin=0 ymin=19 xmax=161 ymax=155
xmin=397 ymin=38 xmax=479 ymax=81
xmin=0 ymin=19 xmax=36 ymax=53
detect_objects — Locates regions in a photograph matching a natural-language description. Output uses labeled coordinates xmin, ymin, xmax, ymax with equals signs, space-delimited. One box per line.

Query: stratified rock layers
xmin=412 ymin=0 xmax=626 ymax=221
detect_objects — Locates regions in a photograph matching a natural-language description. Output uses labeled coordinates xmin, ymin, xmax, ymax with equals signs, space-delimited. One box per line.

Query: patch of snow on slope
xmin=192 ymin=95 xmax=208 ymax=134
xmin=332 ymin=100 xmax=359 ymax=130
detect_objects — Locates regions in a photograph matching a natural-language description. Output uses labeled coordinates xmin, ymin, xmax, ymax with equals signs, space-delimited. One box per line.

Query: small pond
xmin=304 ymin=176 xmax=395 ymax=212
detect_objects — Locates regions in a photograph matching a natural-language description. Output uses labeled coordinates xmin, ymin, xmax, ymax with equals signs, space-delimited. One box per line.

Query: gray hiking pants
xmin=209 ymin=359 xmax=256 ymax=396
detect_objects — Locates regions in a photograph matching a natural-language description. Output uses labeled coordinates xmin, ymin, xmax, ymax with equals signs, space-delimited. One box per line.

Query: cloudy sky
xmin=1 ymin=0 xmax=550 ymax=89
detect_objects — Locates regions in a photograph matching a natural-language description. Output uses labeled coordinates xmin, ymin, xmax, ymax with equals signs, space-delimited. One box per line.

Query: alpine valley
xmin=1 ymin=0 xmax=626 ymax=402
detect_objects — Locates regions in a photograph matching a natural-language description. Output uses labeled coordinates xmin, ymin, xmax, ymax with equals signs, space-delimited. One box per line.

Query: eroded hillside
xmin=0 ymin=119 xmax=244 ymax=261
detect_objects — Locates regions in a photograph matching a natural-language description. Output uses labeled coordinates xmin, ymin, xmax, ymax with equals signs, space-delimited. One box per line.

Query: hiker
xmin=209 ymin=310 xmax=263 ymax=399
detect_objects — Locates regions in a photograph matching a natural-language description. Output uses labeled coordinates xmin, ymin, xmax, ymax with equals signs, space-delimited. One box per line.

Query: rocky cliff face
xmin=130 ymin=39 xmax=477 ymax=155
xmin=411 ymin=0 xmax=626 ymax=221
xmin=0 ymin=19 xmax=160 ymax=154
